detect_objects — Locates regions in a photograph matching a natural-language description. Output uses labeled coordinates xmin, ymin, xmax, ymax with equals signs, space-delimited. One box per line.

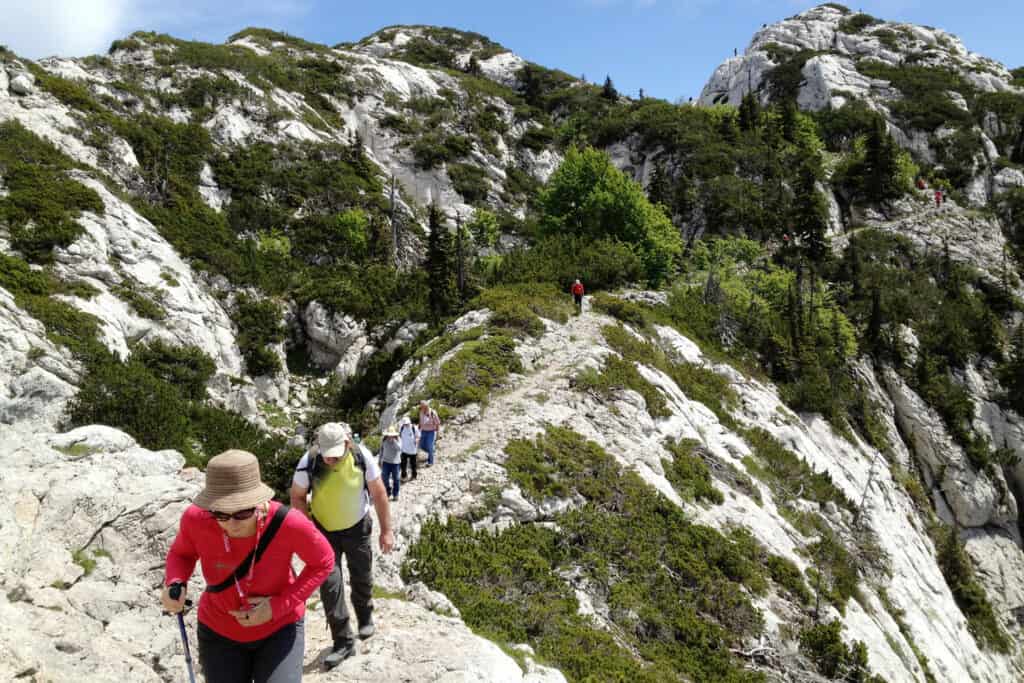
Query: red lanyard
xmin=220 ymin=507 xmax=266 ymax=603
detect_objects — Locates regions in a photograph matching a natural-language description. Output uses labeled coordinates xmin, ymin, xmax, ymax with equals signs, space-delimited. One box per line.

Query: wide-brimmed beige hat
xmin=193 ymin=450 xmax=275 ymax=512
xmin=383 ymin=423 xmax=399 ymax=437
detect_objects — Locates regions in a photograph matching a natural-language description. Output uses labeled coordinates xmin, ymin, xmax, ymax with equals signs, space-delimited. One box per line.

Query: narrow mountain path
xmin=300 ymin=303 xmax=607 ymax=679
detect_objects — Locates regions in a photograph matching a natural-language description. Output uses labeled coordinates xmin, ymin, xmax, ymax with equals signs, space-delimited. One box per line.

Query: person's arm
xmin=289 ymin=452 xmax=312 ymax=516
xmin=290 ymin=483 xmax=310 ymax=516
xmin=161 ymin=507 xmax=200 ymax=612
xmin=267 ymin=512 xmax=334 ymax=619
xmin=368 ymin=477 xmax=394 ymax=553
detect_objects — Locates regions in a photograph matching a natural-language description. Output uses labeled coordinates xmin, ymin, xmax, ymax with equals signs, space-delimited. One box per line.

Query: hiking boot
xmin=323 ymin=642 xmax=355 ymax=670
xmin=358 ymin=618 xmax=375 ymax=640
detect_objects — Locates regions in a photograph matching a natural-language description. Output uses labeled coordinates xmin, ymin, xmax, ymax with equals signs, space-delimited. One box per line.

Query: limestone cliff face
xmin=699 ymin=5 xmax=1024 ymax=206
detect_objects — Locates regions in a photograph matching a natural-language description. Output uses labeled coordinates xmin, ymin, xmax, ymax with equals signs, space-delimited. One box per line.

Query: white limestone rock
xmin=47 ymin=426 xmax=137 ymax=454
xmin=994 ymin=167 xmax=1024 ymax=197
xmin=8 ymin=72 xmax=35 ymax=96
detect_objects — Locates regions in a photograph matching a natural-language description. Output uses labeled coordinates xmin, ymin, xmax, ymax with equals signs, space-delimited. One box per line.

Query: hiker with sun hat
xmin=161 ymin=449 xmax=333 ymax=683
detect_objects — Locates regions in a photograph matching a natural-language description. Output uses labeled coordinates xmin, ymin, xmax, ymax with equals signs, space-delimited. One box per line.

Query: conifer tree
xmin=646 ymin=161 xmax=672 ymax=208
xmin=602 ymin=75 xmax=618 ymax=100
xmin=738 ymin=92 xmax=761 ymax=132
xmin=1012 ymin=115 xmax=1024 ymax=164
xmin=791 ymin=161 xmax=829 ymax=263
xmin=864 ymin=118 xmax=901 ymax=202
xmin=426 ymin=205 xmax=457 ymax=321
xmin=718 ymin=112 xmax=739 ymax=143
xmin=466 ymin=55 xmax=482 ymax=75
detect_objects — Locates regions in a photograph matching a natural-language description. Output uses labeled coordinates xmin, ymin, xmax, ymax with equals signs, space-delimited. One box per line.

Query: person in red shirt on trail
xmin=571 ymin=278 xmax=585 ymax=313
xmin=934 ymin=189 xmax=942 ymax=208
xmin=161 ymin=450 xmax=333 ymax=683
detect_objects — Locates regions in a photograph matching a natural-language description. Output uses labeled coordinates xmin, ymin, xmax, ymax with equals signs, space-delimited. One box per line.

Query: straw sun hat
xmin=193 ymin=450 xmax=275 ymax=512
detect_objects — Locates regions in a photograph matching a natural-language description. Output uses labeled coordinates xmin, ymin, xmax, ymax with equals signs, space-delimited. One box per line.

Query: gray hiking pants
xmin=197 ymin=618 xmax=303 ymax=683
xmin=314 ymin=514 xmax=374 ymax=647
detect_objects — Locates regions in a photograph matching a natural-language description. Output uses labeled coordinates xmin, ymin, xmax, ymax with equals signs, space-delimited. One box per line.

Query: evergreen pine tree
xmin=718 ymin=112 xmax=739 ymax=143
xmin=647 ymin=161 xmax=672 ymax=208
xmin=738 ymin=92 xmax=761 ymax=133
xmin=602 ymin=75 xmax=618 ymax=100
xmin=466 ymin=55 xmax=482 ymax=75
xmin=864 ymin=118 xmax=901 ymax=202
xmin=791 ymin=161 xmax=829 ymax=263
xmin=520 ymin=65 xmax=542 ymax=107
xmin=1012 ymin=114 xmax=1024 ymax=164
xmin=426 ymin=205 xmax=456 ymax=321
xmin=780 ymin=100 xmax=799 ymax=144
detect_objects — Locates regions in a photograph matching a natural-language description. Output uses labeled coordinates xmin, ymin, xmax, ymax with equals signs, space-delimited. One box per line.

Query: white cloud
xmin=0 ymin=0 xmax=312 ymax=59
xmin=0 ymin=0 xmax=133 ymax=58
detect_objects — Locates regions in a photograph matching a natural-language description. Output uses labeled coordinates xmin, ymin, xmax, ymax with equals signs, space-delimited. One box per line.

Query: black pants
xmin=314 ymin=515 xmax=374 ymax=647
xmin=400 ymin=450 xmax=418 ymax=479
xmin=197 ymin=619 xmax=303 ymax=683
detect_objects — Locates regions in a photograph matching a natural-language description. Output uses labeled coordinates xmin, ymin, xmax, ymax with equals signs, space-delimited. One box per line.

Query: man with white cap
xmin=289 ymin=422 xmax=394 ymax=669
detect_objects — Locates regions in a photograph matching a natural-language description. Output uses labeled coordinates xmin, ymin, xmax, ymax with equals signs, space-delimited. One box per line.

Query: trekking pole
xmin=168 ymin=582 xmax=197 ymax=683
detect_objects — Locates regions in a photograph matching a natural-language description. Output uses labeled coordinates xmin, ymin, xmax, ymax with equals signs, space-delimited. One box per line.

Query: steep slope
xmin=368 ymin=298 xmax=1021 ymax=681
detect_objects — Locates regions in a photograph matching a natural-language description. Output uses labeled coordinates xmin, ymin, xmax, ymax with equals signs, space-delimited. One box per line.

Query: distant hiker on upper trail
xmin=161 ymin=450 xmax=333 ymax=683
xmin=571 ymin=278 xmax=585 ymax=313
xmin=378 ymin=423 xmax=402 ymax=502
xmin=290 ymin=422 xmax=394 ymax=670
xmin=417 ymin=400 xmax=442 ymax=467
xmin=935 ymin=189 xmax=942 ymax=208
xmin=399 ymin=415 xmax=420 ymax=481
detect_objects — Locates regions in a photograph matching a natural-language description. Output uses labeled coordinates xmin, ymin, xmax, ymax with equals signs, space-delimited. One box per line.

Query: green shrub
xmin=856 ymin=61 xmax=973 ymax=132
xmin=575 ymin=355 xmax=669 ymax=419
xmin=423 ymin=334 xmax=522 ymax=407
xmin=663 ymin=439 xmax=724 ymax=504
xmin=799 ymin=621 xmax=885 ymax=682
xmin=838 ymin=13 xmax=880 ymax=34
xmin=766 ymin=555 xmax=811 ymax=604
xmin=189 ymin=403 xmax=301 ymax=496
xmin=448 ymin=162 xmax=490 ymax=203
xmin=232 ymin=295 xmax=285 ymax=376
xmin=591 ymin=293 xmax=648 ymax=327
xmin=132 ymin=340 xmax=216 ymax=400
xmin=740 ymin=426 xmax=853 ymax=511
xmin=0 ymin=122 xmax=104 ymax=262
xmin=406 ymin=425 xmax=770 ymax=682
xmin=474 ymin=283 xmax=572 ymax=337
xmin=485 ymin=236 xmax=645 ymax=292
xmin=69 ymin=358 xmax=192 ymax=453
xmin=933 ymin=525 xmax=1011 ymax=653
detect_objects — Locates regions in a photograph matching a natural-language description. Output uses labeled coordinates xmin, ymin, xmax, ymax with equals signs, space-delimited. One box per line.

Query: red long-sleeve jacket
xmin=571 ymin=282 xmax=585 ymax=296
xmin=165 ymin=501 xmax=333 ymax=642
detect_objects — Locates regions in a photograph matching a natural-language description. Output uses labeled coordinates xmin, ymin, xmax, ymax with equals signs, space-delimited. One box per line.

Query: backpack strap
xmin=205 ymin=504 xmax=290 ymax=594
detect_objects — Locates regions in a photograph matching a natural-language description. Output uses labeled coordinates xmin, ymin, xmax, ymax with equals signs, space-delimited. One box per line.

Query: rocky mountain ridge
xmin=1 ymin=4 xmax=1023 ymax=682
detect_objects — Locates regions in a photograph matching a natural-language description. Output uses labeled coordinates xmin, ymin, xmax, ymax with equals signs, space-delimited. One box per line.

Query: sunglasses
xmin=210 ymin=507 xmax=257 ymax=522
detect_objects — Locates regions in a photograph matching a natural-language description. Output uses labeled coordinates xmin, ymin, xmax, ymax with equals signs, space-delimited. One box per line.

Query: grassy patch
xmin=407 ymin=425 xmax=771 ymax=682
xmin=575 ymin=355 xmax=669 ymax=418
xmin=474 ymin=283 xmax=572 ymax=337
xmin=423 ymin=334 xmax=522 ymax=408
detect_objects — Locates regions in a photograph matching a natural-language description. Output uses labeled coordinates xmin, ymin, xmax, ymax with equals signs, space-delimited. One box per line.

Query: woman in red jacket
xmin=571 ymin=278 xmax=585 ymax=312
xmin=161 ymin=449 xmax=334 ymax=682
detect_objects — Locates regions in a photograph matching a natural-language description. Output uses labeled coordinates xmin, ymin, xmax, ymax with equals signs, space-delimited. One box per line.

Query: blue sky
xmin=1 ymin=1 xmax=1021 ymax=101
